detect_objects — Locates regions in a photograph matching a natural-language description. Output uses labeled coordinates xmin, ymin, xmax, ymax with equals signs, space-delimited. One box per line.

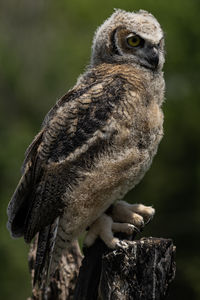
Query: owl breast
xmin=58 ymin=81 xmax=164 ymax=241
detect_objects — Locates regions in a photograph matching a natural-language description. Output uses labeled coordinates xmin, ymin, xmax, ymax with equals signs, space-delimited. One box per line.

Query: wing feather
xmin=33 ymin=217 xmax=59 ymax=287
xmin=7 ymin=130 xmax=44 ymax=237
xmin=7 ymin=73 xmax=125 ymax=243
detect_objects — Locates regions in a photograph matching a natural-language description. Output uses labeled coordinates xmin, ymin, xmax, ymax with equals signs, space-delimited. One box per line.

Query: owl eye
xmin=126 ymin=35 xmax=143 ymax=47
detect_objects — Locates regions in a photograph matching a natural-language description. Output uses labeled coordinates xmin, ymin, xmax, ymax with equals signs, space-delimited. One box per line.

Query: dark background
xmin=1 ymin=0 xmax=200 ymax=299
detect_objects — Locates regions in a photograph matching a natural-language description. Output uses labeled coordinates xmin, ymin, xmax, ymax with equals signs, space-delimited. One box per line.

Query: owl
xmin=7 ymin=9 xmax=165 ymax=286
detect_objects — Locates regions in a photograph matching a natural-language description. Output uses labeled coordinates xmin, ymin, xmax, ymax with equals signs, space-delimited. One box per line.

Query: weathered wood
xmin=28 ymin=234 xmax=176 ymax=300
xmin=27 ymin=239 xmax=83 ymax=300
xmin=74 ymin=237 xmax=176 ymax=300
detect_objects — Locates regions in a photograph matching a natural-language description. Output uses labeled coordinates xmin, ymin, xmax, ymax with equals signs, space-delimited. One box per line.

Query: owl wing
xmin=7 ymin=74 xmax=123 ymax=243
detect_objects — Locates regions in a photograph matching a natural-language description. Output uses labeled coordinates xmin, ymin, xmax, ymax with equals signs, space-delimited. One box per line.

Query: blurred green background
xmin=1 ymin=0 xmax=200 ymax=299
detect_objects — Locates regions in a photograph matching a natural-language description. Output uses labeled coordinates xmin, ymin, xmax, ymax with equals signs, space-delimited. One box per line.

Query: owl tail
xmin=33 ymin=217 xmax=59 ymax=288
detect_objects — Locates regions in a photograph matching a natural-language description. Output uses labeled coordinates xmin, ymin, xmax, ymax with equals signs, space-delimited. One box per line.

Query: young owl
xmin=7 ymin=9 xmax=165 ymax=286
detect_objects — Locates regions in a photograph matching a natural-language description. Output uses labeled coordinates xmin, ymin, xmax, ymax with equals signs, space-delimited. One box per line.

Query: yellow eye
xmin=127 ymin=35 xmax=142 ymax=47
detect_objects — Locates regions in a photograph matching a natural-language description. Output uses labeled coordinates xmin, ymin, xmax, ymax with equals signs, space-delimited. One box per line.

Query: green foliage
xmin=1 ymin=0 xmax=199 ymax=299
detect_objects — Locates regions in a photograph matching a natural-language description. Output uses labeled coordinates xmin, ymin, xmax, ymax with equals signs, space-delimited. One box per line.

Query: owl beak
xmin=147 ymin=47 xmax=159 ymax=69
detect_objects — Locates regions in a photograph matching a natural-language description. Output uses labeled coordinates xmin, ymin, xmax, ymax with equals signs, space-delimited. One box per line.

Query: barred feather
xmin=34 ymin=217 xmax=59 ymax=287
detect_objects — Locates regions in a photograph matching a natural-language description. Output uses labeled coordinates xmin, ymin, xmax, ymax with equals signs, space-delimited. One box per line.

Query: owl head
xmin=91 ymin=9 xmax=165 ymax=71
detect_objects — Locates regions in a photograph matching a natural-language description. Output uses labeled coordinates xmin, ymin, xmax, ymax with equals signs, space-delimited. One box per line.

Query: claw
xmin=144 ymin=216 xmax=153 ymax=226
xmin=134 ymin=225 xmax=141 ymax=233
xmin=128 ymin=224 xmax=140 ymax=234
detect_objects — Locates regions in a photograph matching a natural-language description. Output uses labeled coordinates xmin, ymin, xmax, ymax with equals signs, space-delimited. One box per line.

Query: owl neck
xmin=79 ymin=63 xmax=165 ymax=107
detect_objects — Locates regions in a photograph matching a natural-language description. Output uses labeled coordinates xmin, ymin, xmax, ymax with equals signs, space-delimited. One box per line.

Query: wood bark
xmin=27 ymin=239 xmax=83 ymax=300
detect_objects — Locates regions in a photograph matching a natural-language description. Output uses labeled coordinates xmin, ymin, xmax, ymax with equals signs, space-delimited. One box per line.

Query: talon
xmin=126 ymin=223 xmax=141 ymax=234
xmin=127 ymin=224 xmax=136 ymax=234
xmin=144 ymin=216 xmax=153 ymax=226
xmin=133 ymin=225 xmax=141 ymax=233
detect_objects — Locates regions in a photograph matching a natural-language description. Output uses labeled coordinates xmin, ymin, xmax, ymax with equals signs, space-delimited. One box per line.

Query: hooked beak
xmin=146 ymin=46 xmax=159 ymax=69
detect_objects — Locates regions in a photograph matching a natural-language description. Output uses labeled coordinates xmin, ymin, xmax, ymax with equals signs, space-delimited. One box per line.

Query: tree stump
xmin=28 ymin=236 xmax=176 ymax=300
xmin=74 ymin=237 xmax=176 ymax=300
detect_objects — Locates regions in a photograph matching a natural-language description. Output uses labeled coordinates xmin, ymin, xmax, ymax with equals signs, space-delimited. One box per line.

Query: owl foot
xmin=110 ymin=200 xmax=155 ymax=228
xmin=84 ymin=213 xmax=133 ymax=248
xmin=84 ymin=201 xmax=155 ymax=249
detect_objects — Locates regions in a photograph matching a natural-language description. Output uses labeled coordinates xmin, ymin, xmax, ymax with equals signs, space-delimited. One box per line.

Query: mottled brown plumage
xmin=7 ymin=9 xmax=165 ymax=286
